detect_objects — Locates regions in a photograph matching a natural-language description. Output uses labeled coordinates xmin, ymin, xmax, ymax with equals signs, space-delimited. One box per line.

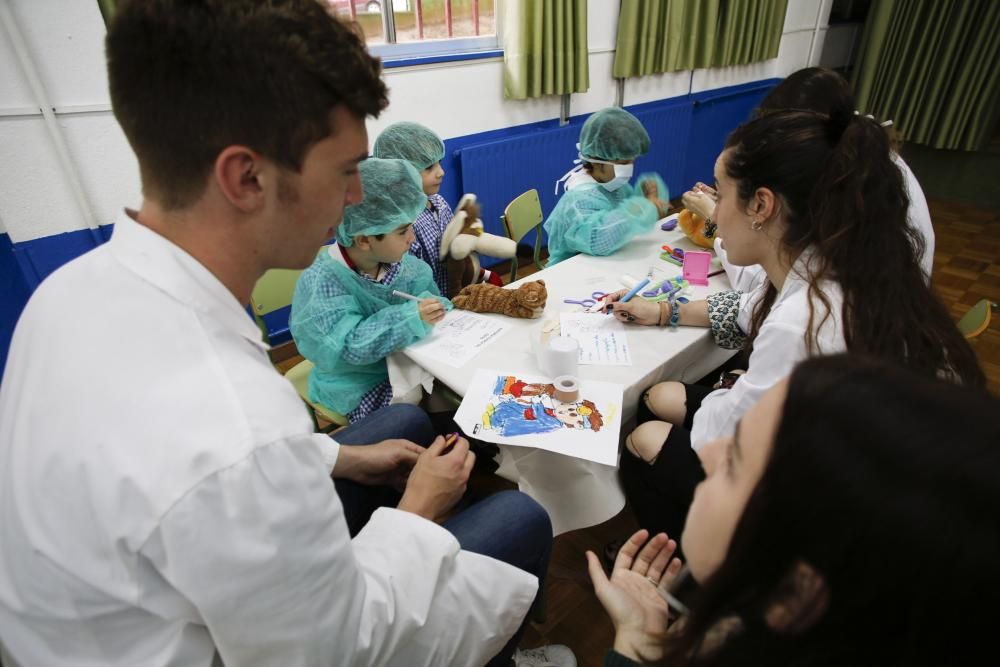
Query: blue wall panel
xmin=684 ymin=79 xmax=779 ymax=188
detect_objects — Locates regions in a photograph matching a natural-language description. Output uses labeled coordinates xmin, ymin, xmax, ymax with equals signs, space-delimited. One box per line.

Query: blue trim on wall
xmin=0 ymin=77 xmax=780 ymax=362
xmin=383 ymin=49 xmax=502 ymax=69
xmin=0 ymin=233 xmax=32 ymax=380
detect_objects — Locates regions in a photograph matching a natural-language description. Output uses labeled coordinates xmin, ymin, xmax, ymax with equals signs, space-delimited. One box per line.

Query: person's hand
xmin=693 ymin=181 xmax=717 ymax=199
xmin=332 ymin=440 xmax=423 ymax=490
xmin=640 ymin=178 xmax=671 ymax=218
xmin=586 ymin=529 xmax=684 ymax=664
xmin=397 ymin=435 xmax=475 ymax=521
xmin=682 ymin=188 xmax=716 ymax=221
xmin=611 ymin=298 xmax=662 ymax=326
xmin=419 ymin=298 xmax=446 ymax=325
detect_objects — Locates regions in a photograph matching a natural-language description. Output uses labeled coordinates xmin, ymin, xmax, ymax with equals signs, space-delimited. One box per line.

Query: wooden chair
xmin=250 ymin=261 xmax=348 ymax=430
xmin=500 ymin=189 xmax=546 ymax=284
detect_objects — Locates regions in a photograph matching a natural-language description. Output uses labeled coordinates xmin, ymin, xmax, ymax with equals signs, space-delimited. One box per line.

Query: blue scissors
xmin=563 ymin=291 xmax=609 ymax=308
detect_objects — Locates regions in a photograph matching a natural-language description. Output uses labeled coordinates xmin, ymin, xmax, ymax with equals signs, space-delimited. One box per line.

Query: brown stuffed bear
xmin=439 ymin=194 xmax=517 ymax=298
xmin=451 ymin=280 xmax=547 ymax=319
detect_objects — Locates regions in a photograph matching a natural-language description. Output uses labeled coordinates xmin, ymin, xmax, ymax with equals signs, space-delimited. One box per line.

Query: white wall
xmin=0 ymin=0 xmax=832 ymax=245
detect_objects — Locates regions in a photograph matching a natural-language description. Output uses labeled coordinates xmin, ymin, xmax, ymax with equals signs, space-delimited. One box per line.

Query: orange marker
xmin=442 ymin=432 xmax=460 ymax=454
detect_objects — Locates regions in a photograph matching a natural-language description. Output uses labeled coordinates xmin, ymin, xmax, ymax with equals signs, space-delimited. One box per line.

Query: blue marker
xmin=603 ymin=277 xmax=651 ymax=312
xmin=621 ymin=277 xmax=651 ymax=303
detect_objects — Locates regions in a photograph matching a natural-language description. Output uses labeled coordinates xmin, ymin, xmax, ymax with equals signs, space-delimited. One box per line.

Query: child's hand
xmin=641 ymin=179 xmax=670 ymax=218
xmin=419 ymin=298 xmax=446 ymax=325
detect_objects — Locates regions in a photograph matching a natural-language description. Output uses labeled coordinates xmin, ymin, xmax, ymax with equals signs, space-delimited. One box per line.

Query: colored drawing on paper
xmin=479 ymin=375 xmax=605 ymax=437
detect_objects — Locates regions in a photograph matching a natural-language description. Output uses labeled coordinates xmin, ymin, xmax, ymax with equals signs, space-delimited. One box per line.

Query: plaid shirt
xmin=344 ymin=258 xmax=404 ymax=423
xmin=410 ymin=193 xmax=453 ymax=296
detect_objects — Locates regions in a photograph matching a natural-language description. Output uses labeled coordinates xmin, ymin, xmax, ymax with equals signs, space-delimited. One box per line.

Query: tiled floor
xmin=272 ymin=196 xmax=999 ymax=667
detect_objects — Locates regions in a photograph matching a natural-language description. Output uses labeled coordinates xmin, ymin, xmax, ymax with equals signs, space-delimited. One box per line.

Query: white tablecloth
xmin=404 ymin=225 xmax=734 ymax=534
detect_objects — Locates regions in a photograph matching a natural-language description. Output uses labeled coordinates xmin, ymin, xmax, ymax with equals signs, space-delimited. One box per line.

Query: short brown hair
xmin=107 ymin=0 xmax=388 ymax=210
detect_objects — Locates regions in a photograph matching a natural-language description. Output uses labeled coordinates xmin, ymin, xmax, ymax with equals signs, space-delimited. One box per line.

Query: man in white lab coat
xmin=0 ymin=1 xmax=558 ymax=666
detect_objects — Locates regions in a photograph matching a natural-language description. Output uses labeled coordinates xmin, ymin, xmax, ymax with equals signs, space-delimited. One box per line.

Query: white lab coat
xmin=0 ymin=212 xmax=536 ymax=667
xmin=690 ymin=251 xmax=847 ymax=450
xmin=713 ymin=154 xmax=935 ymax=289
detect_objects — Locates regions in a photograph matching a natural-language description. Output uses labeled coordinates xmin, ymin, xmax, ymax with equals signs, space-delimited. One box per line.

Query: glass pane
xmin=394 ymin=0 xmax=496 ymax=43
xmin=322 ymin=0 xmax=386 ymax=45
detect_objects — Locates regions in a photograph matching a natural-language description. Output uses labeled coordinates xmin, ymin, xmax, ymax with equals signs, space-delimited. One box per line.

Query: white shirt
xmin=690 ymin=251 xmax=847 ymax=449
xmin=713 ymin=154 xmax=935 ymax=288
xmin=0 ymin=212 xmax=536 ymax=667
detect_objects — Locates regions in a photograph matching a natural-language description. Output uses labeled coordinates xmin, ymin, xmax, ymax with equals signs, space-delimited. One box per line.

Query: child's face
xmin=421 ymin=162 xmax=444 ymax=196
xmin=368 ymin=222 xmax=416 ymax=263
xmin=590 ymin=159 xmax=633 ymax=183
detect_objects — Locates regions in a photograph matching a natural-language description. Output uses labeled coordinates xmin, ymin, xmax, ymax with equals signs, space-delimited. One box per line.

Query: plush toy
xmin=452 ymin=280 xmax=547 ymax=319
xmin=677 ymin=208 xmax=717 ymax=249
xmin=439 ymin=194 xmax=517 ymax=298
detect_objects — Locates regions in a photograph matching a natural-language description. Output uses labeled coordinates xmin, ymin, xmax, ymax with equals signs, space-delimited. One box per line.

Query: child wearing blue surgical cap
xmin=545 ymin=107 xmax=671 ymax=266
xmin=290 ymin=158 xmax=451 ymax=423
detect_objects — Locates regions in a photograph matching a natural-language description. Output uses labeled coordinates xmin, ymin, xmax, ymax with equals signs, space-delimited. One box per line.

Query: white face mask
xmin=582 ymin=155 xmax=634 ymax=191
xmin=603 ymin=163 xmax=634 ymax=191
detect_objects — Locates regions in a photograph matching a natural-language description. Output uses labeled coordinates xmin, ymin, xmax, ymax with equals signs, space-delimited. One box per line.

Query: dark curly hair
xmin=664 ymin=354 xmax=1000 ymax=666
xmin=106 ymin=0 xmax=389 ymax=210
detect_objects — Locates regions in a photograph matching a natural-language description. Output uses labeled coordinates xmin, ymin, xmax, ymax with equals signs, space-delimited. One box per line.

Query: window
xmin=324 ymin=0 xmax=499 ymax=64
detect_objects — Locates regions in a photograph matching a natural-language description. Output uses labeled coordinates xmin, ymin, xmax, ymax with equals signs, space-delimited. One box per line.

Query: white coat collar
xmin=109 ymin=210 xmax=268 ymax=350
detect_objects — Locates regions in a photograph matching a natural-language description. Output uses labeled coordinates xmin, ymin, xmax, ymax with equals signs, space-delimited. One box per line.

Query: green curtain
xmin=852 ymin=0 xmax=1000 ymax=151
xmin=613 ymin=0 xmax=719 ymax=77
xmin=97 ymin=0 xmax=117 ymax=26
xmin=714 ymin=0 xmax=786 ymax=67
xmin=614 ymin=0 xmax=787 ymax=78
xmin=503 ymin=0 xmax=589 ymax=100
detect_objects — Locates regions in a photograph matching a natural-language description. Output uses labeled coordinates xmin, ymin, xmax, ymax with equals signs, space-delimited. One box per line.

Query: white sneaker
xmin=512 ymin=644 xmax=577 ymax=667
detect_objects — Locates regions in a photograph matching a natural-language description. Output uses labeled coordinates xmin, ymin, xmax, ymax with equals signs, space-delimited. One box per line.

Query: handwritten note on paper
xmin=406 ymin=310 xmax=508 ymax=368
xmin=559 ymin=313 xmax=633 ymax=366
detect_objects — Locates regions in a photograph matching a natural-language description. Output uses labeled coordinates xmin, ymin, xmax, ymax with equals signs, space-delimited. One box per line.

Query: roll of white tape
xmin=552 ymin=375 xmax=580 ymax=402
xmin=538 ymin=335 xmax=579 ymax=378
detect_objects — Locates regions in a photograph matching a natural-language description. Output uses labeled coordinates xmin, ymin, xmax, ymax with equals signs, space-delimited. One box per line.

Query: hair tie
xmin=854 ymin=110 xmax=894 ymax=128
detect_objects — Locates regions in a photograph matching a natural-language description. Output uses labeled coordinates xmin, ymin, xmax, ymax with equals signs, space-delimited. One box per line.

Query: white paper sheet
xmin=559 ymin=312 xmax=633 ymax=366
xmin=454 ymin=369 xmax=623 ymax=466
xmin=405 ymin=310 xmax=507 ymax=369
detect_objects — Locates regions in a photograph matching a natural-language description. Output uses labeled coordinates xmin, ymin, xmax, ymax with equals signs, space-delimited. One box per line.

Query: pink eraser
xmin=682 ymin=251 xmax=712 ymax=286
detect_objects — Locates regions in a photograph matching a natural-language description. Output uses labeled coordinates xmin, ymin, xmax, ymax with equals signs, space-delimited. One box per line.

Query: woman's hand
xmin=587 ymin=529 xmax=684 ymax=664
xmin=681 ymin=187 xmax=716 ymax=221
xmin=611 ymin=298 xmax=662 ymax=326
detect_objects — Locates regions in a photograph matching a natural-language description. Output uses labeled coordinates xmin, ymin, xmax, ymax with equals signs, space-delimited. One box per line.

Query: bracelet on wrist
xmin=669 ymin=298 xmax=681 ymax=327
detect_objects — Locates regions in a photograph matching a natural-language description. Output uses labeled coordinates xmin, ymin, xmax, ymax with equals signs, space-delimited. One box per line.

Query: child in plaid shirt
xmin=374 ymin=122 xmax=502 ymax=296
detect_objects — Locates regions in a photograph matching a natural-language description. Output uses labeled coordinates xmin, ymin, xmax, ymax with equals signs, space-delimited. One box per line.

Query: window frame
xmin=357 ymin=0 xmax=501 ymax=67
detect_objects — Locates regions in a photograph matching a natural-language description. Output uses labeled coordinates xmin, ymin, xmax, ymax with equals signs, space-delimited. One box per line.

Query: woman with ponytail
xmin=604 ymin=109 xmax=985 ymax=543
xmin=686 ymin=67 xmax=936 ymax=291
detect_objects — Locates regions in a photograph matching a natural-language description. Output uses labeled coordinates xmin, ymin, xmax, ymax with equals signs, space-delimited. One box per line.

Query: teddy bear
xmin=451 ymin=280 xmax=547 ymax=319
xmin=676 ymin=209 xmax=718 ymax=249
xmin=439 ymin=194 xmax=517 ymax=298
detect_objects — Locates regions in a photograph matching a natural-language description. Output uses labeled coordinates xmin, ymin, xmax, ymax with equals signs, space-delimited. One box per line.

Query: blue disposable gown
xmin=290 ymin=250 xmax=451 ymax=415
xmin=543 ymin=172 xmax=666 ymax=266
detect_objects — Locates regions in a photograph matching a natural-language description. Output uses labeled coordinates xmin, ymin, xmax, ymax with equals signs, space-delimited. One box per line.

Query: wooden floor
xmin=274 ymin=197 xmax=1000 ymax=666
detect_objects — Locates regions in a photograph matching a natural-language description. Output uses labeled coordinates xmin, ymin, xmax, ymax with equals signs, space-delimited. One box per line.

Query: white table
xmin=404 ymin=225 xmax=734 ymax=534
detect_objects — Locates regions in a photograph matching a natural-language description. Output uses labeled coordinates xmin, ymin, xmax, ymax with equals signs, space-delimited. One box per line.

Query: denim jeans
xmin=332 ymin=403 xmax=552 ymax=667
